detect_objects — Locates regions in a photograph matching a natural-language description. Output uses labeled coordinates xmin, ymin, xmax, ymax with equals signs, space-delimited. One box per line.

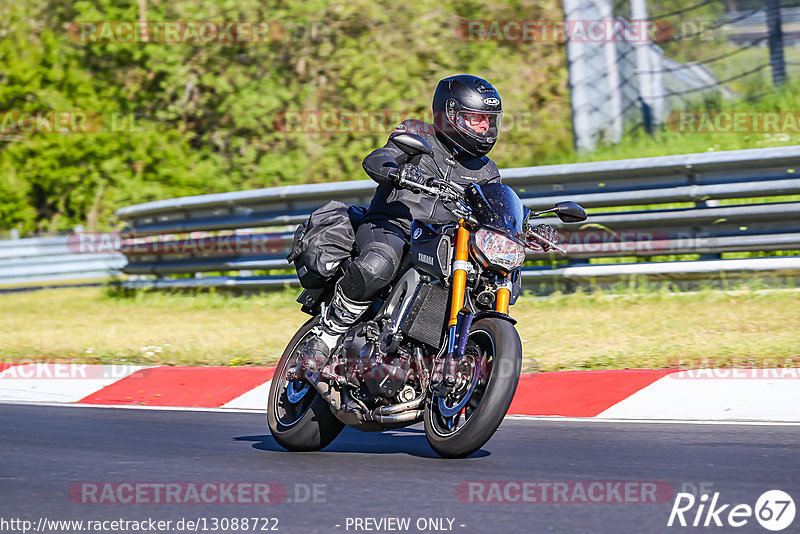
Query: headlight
xmin=473 ymin=229 xmax=526 ymax=271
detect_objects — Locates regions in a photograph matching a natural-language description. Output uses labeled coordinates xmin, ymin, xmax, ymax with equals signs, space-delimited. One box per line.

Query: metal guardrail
xmin=116 ymin=146 xmax=800 ymax=227
xmin=105 ymin=145 xmax=800 ymax=291
xmin=725 ymin=7 xmax=800 ymax=28
xmin=2 ymin=147 xmax=795 ymax=291
xmin=0 ymin=235 xmax=125 ymax=287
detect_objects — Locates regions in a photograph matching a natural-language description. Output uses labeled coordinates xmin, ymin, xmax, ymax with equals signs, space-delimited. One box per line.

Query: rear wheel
xmin=267 ymin=317 xmax=344 ymax=451
xmin=424 ymin=317 xmax=522 ymax=458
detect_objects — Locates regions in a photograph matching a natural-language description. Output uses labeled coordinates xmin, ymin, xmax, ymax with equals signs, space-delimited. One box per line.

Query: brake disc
xmin=437 ymin=356 xmax=479 ymax=418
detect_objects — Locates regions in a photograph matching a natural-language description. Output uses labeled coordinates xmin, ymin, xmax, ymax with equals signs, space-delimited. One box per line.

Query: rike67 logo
xmin=668 ymin=490 xmax=795 ymax=531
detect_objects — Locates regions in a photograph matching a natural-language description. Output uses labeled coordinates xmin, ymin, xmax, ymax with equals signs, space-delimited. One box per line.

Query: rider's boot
xmin=295 ymin=284 xmax=371 ymax=374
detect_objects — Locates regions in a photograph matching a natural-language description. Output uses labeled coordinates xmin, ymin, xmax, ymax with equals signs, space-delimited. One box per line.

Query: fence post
xmin=562 ymin=0 xmax=623 ymax=151
xmin=766 ymin=0 xmax=786 ymax=87
xmin=632 ymin=0 xmax=654 ymax=133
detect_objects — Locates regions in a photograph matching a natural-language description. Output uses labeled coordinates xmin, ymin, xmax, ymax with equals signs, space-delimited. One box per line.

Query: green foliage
xmin=0 ymin=0 xmax=569 ymax=234
xmin=1 ymin=0 xmax=797 ymax=236
xmin=645 ymin=0 xmax=726 ymax=61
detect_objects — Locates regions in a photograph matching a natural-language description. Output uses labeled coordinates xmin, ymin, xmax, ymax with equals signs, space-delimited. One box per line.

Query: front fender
xmin=473 ymin=310 xmax=517 ymax=326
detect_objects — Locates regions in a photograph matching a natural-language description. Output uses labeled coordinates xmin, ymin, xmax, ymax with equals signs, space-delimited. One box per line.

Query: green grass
xmin=521 ymin=285 xmax=800 ymax=372
xmin=0 ymin=287 xmax=303 ymax=368
xmin=1 ymin=285 xmax=797 ymax=373
xmin=536 ymin=69 xmax=800 ymax=166
xmin=708 ymin=42 xmax=800 ymax=94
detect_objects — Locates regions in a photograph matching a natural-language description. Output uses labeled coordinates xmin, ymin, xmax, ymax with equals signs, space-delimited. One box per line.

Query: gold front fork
xmin=437 ymin=219 xmax=472 ymax=386
xmin=438 ymin=219 xmax=513 ymax=388
xmin=448 ymin=219 xmax=471 ymax=327
xmin=496 ymin=276 xmax=511 ymax=314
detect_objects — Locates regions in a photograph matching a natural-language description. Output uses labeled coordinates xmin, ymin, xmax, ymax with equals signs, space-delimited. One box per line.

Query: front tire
xmin=267 ymin=317 xmax=344 ymax=451
xmin=424 ymin=317 xmax=522 ymax=458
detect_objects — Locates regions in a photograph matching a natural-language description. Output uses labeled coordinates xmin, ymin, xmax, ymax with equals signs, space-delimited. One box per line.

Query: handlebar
xmin=398 ymin=174 xmax=567 ymax=254
xmin=525 ymin=231 xmax=567 ymax=254
xmin=397 ymin=176 xmax=463 ymax=201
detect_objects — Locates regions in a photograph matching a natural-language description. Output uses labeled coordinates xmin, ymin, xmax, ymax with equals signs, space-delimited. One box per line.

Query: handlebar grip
xmin=527 ymin=233 xmax=567 ymax=254
xmin=390 ymin=171 xmax=420 ymax=192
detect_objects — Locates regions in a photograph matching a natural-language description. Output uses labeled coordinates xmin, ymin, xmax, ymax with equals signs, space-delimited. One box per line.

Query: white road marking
xmin=0 ymin=364 xmax=150 ymax=403
xmin=596 ymin=370 xmax=800 ymax=421
xmin=222 ymin=380 xmax=272 ymax=409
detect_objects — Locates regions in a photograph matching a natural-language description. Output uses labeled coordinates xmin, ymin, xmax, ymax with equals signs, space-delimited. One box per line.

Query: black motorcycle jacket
xmin=361 ymin=119 xmax=502 ymax=233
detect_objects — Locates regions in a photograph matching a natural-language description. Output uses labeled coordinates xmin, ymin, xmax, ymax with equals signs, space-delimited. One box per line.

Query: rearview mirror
xmin=554 ymin=201 xmax=587 ymax=223
xmin=390 ymin=133 xmax=434 ymax=157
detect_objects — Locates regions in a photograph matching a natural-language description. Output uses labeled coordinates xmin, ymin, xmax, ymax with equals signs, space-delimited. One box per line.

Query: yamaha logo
xmin=483 ymin=97 xmax=500 ymax=106
xmin=417 ymin=253 xmax=435 ymax=266
xmin=413 ymin=228 xmax=423 ymax=240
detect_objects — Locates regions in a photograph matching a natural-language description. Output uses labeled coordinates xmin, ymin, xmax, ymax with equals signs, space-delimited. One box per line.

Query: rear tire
xmin=424 ymin=317 xmax=522 ymax=458
xmin=267 ymin=317 xmax=344 ymax=451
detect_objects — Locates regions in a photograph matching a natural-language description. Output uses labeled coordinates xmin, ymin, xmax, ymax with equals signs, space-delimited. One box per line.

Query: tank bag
xmin=287 ymin=201 xmax=366 ymax=289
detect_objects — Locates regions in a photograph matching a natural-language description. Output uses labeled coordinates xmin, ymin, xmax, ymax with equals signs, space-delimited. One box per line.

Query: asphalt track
xmin=1 ymin=404 xmax=798 ymax=534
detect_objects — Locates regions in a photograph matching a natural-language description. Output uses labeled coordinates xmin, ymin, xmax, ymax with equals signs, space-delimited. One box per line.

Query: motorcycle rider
xmin=297 ymin=74 xmax=556 ymax=373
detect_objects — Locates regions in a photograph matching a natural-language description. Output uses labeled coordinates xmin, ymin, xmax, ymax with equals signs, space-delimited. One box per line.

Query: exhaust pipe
xmin=373 ymin=396 xmax=425 ymax=416
xmin=370 ymin=395 xmax=425 ymax=425
xmin=371 ymin=409 xmax=424 ymax=425
xmin=311 ymin=377 xmax=426 ymax=428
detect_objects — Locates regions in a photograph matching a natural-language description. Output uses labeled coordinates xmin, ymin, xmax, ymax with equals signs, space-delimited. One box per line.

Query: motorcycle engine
xmin=341 ymin=324 xmax=369 ymax=364
xmin=341 ymin=323 xmax=411 ymax=399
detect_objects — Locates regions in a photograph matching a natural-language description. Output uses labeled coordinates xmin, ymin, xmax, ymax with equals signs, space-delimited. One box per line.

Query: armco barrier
xmin=7 ymin=146 xmax=799 ymax=291
xmin=0 ymin=235 xmax=125 ymax=287
xmin=113 ymin=145 xmax=800 ymax=291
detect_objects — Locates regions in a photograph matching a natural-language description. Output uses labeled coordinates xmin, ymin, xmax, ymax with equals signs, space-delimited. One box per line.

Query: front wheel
xmin=424 ymin=317 xmax=522 ymax=458
xmin=267 ymin=317 xmax=344 ymax=451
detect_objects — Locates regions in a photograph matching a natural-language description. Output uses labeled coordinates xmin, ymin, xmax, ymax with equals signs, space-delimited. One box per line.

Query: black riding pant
xmin=338 ymin=219 xmax=409 ymax=302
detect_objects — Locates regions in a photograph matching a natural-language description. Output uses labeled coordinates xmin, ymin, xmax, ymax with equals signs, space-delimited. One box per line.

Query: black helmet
xmin=432 ymin=74 xmax=503 ymax=157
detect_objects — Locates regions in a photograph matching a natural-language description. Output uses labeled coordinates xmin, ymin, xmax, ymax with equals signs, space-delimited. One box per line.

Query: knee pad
xmin=339 ymin=242 xmax=399 ymax=301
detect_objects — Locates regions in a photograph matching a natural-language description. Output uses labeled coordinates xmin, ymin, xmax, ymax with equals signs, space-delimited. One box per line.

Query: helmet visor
xmin=455 ymin=109 xmax=502 ymax=139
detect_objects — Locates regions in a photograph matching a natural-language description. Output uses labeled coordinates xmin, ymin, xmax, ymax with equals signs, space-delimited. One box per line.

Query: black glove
xmin=390 ymin=163 xmax=426 ymax=190
xmin=526 ymin=224 xmax=559 ymax=252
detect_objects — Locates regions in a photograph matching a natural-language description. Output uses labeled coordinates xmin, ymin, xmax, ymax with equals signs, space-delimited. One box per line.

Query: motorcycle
xmin=268 ymin=133 xmax=587 ymax=458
